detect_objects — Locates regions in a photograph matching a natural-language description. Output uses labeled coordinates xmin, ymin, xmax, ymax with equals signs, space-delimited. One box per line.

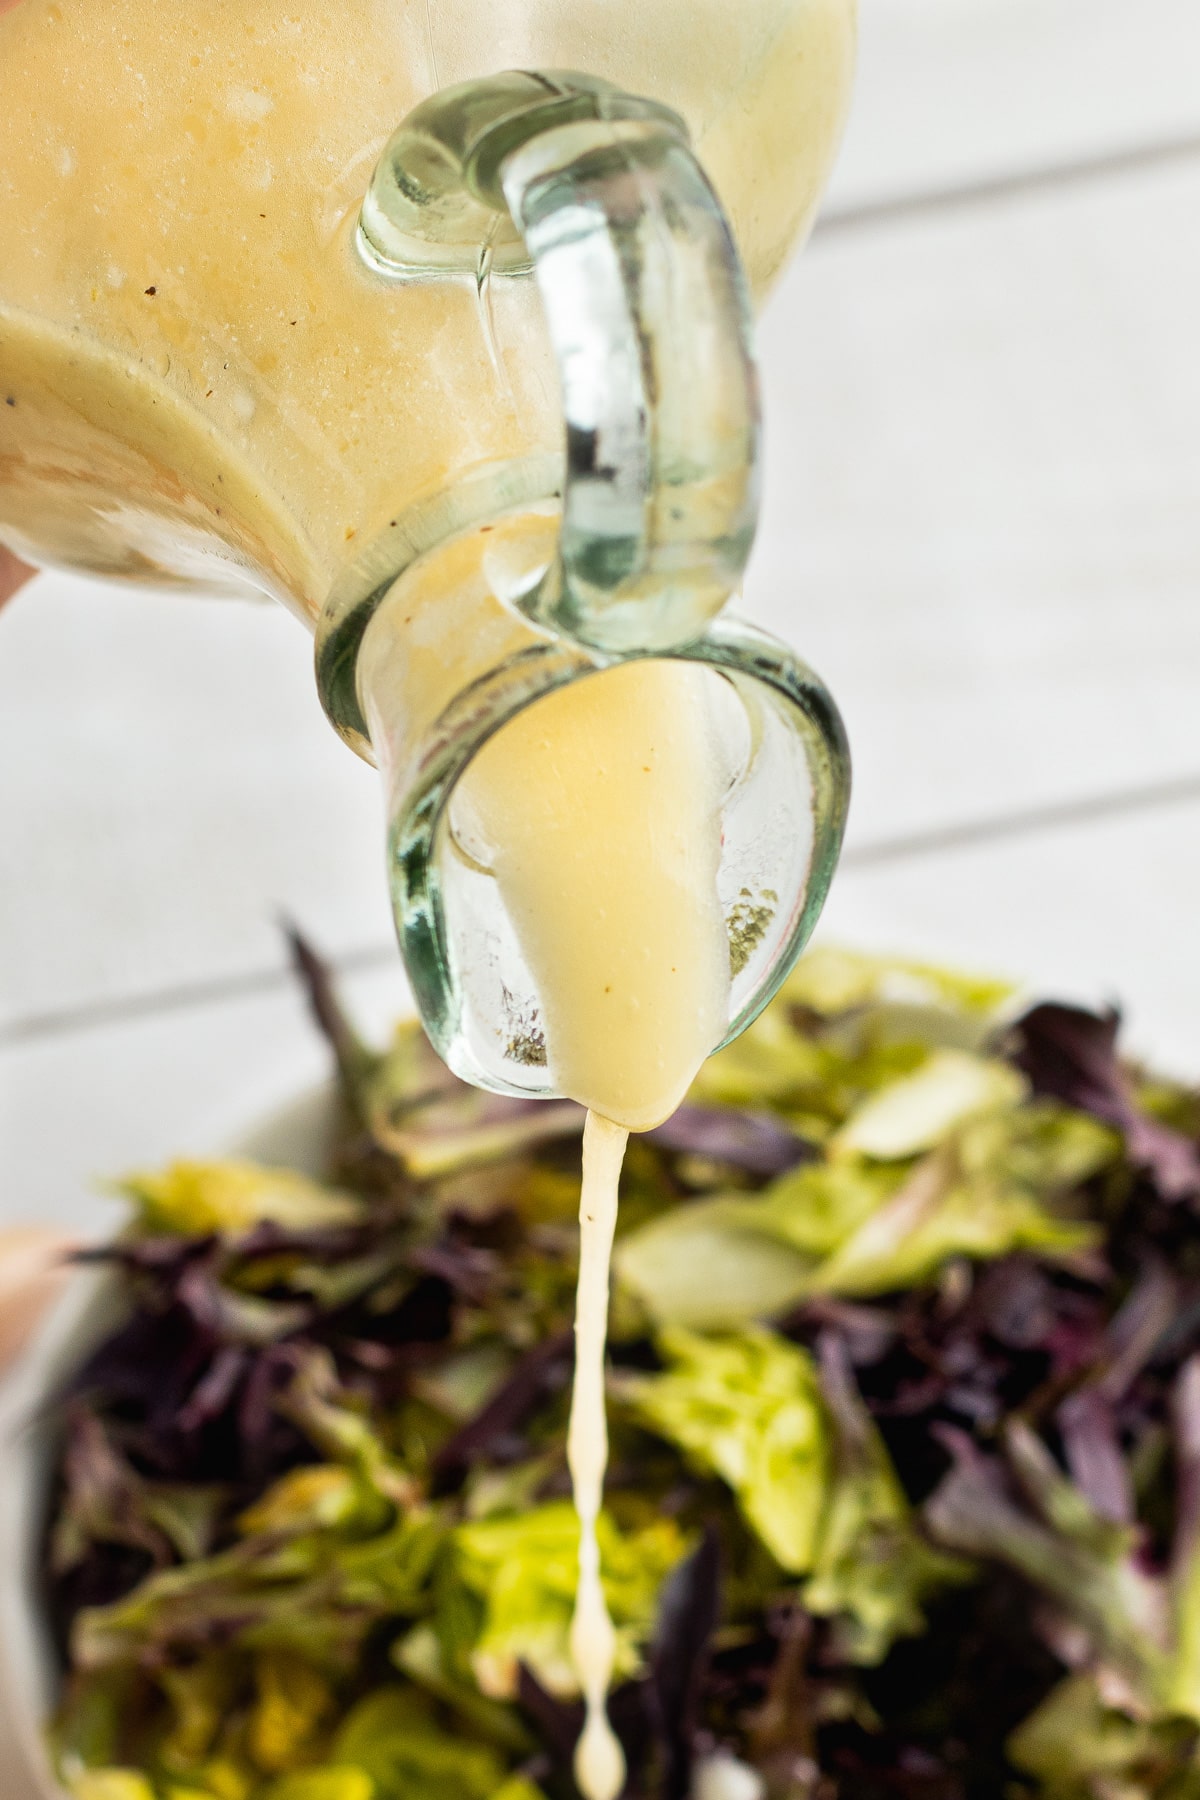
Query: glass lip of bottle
xmin=364 ymin=598 xmax=851 ymax=1094
xmin=314 ymin=454 xmax=565 ymax=764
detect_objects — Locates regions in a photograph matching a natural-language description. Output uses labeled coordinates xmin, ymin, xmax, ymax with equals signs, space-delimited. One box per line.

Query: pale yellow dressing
xmin=569 ymin=1113 xmax=631 ymax=1800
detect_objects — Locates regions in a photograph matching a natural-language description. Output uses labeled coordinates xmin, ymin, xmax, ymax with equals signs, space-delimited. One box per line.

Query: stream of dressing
xmin=455 ymin=658 xmax=733 ymax=1799
xmin=570 ymin=1113 xmax=632 ymax=1800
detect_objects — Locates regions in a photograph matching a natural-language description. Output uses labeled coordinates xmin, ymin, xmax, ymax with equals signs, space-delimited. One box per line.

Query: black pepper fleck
xmin=144 ymin=286 xmax=157 ymax=296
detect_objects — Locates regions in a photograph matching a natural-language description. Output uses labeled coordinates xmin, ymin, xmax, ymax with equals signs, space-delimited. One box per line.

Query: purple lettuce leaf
xmin=646 ymin=1108 xmax=815 ymax=1178
xmin=648 ymin=1528 xmax=722 ymax=1800
xmin=433 ymin=1331 xmax=574 ymax=1486
xmin=1008 ymin=1003 xmax=1200 ymax=1202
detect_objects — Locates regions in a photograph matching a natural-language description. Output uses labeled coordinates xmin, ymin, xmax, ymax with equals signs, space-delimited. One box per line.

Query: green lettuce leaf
xmin=614 ymin=1196 xmax=815 ymax=1331
xmin=802 ymin=1337 xmax=973 ymax=1664
xmin=66 ymin=1776 xmax=158 ymax=1800
xmin=360 ymin=1019 xmax=583 ymax=1180
xmin=157 ymin=1655 xmax=239 ymax=1776
xmin=332 ymin=1687 xmax=508 ymax=1800
xmin=491 ymin=1781 xmax=550 ymax=1800
xmin=248 ymin=1652 xmax=338 ymax=1776
xmin=615 ymin=1118 xmax=1098 ymax=1329
xmin=699 ymin=945 xmax=1013 ymax=1136
xmin=783 ymin=945 xmax=1014 ymax=1021
xmin=833 ymin=1050 xmax=1027 ymax=1160
xmin=628 ymin=1328 xmax=829 ymax=1573
xmin=236 ymin=1466 xmax=372 ymax=1540
xmin=689 ymin=1002 xmax=828 ymax=1114
xmin=118 ymin=1161 xmax=365 ymax=1237
xmin=52 ymin=1668 xmax=137 ymax=1778
xmin=1007 ymin=1671 xmax=1199 ymax=1800
xmin=74 ymin=1487 xmax=445 ymax=1678
xmin=449 ymin=1501 xmax=687 ymax=1698
xmin=264 ymin=1773 xmax=376 ymax=1800
xmin=807 ymin=1146 xmax=1099 ymax=1299
xmin=393 ymin=1623 xmax=533 ymax=1753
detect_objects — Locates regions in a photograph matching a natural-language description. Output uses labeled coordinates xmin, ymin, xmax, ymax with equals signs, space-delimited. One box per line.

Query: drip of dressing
xmin=569 ymin=1112 xmax=631 ymax=1800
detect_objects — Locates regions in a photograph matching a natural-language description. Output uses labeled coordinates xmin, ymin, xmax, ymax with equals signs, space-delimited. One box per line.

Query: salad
xmin=42 ymin=938 xmax=1200 ymax=1800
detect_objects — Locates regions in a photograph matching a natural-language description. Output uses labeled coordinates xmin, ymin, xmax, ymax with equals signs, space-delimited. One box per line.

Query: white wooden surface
xmin=3 ymin=0 xmax=1200 ymax=1239
xmin=828 ymin=0 xmax=1200 ymax=217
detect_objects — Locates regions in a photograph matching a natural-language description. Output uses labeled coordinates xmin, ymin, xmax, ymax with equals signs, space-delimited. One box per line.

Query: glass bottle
xmin=0 ymin=0 xmax=856 ymax=1095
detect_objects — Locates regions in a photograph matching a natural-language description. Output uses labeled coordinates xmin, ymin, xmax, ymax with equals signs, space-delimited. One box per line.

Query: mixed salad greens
xmin=42 ymin=937 xmax=1200 ymax=1800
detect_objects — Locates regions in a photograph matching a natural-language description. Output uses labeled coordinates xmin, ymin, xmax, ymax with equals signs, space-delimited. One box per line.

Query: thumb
xmin=0 ymin=544 xmax=35 ymax=610
xmin=0 ymin=1228 xmax=79 ymax=1378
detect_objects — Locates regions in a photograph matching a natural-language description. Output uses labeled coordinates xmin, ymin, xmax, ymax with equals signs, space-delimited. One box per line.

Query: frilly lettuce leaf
xmin=627 ymin=1328 xmax=829 ymax=1574
xmin=448 ymin=1502 xmax=687 ymax=1699
xmin=626 ymin=1327 xmax=966 ymax=1656
xmin=117 ymin=1161 xmax=365 ymax=1237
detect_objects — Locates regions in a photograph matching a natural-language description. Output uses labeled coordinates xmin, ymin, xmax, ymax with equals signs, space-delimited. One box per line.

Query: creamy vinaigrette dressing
xmin=570 ymin=1113 xmax=632 ymax=1800
xmin=456 ymin=659 xmax=733 ymax=1797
